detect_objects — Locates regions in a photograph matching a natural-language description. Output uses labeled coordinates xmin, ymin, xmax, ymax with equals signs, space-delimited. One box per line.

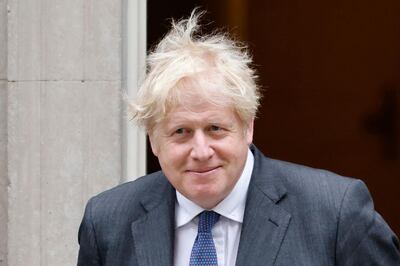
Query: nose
xmin=190 ymin=131 xmax=214 ymax=161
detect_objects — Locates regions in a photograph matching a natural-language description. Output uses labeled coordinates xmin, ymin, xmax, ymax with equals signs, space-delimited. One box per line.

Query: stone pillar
xmin=1 ymin=0 xmax=146 ymax=265
xmin=0 ymin=0 xmax=8 ymax=264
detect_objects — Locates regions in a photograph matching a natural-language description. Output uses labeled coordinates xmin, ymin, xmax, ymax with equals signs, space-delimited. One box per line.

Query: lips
xmin=186 ymin=166 xmax=221 ymax=174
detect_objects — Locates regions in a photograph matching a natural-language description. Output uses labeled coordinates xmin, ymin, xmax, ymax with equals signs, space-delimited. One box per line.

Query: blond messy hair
xmin=129 ymin=9 xmax=261 ymax=132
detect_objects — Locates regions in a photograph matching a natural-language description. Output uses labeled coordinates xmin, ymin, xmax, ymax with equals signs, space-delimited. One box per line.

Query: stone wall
xmin=2 ymin=0 xmax=128 ymax=265
xmin=0 ymin=0 xmax=8 ymax=264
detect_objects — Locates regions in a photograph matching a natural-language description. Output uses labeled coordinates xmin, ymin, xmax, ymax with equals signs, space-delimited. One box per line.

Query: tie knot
xmin=198 ymin=211 xmax=220 ymax=233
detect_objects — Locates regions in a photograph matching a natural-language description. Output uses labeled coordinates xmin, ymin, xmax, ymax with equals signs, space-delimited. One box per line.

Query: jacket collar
xmin=131 ymin=173 xmax=176 ymax=266
xmin=235 ymin=145 xmax=291 ymax=266
xmin=130 ymin=145 xmax=291 ymax=266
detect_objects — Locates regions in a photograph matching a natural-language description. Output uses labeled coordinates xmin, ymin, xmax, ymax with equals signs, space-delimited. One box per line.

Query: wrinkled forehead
xmin=147 ymin=69 xmax=248 ymax=134
xmin=163 ymin=102 xmax=238 ymax=128
xmin=168 ymin=71 xmax=231 ymax=110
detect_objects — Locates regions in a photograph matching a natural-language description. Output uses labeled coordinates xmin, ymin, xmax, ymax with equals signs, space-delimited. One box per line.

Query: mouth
xmin=186 ymin=166 xmax=221 ymax=174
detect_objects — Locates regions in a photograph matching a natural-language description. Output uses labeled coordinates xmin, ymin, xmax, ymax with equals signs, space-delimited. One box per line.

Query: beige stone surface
xmin=39 ymin=82 xmax=86 ymax=265
xmin=7 ymin=0 xmax=42 ymax=81
xmin=7 ymin=81 xmax=121 ymax=265
xmin=0 ymin=0 xmax=6 ymax=80
xmin=5 ymin=0 xmax=126 ymax=264
xmin=8 ymin=0 xmax=122 ymax=82
xmin=84 ymin=0 xmax=122 ymax=81
xmin=7 ymin=82 xmax=41 ymax=266
xmin=40 ymin=0 xmax=85 ymax=80
xmin=80 ymin=81 xmax=122 ymax=196
xmin=0 ymin=2 xmax=8 ymax=264
xmin=0 ymin=81 xmax=8 ymax=265
xmin=8 ymin=0 xmax=85 ymax=81
xmin=41 ymin=81 xmax=121 ymax=265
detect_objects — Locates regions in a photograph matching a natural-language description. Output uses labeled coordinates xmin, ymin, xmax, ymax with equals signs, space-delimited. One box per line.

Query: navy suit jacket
xmin=78 ymin=145 xmax=400 ymax=265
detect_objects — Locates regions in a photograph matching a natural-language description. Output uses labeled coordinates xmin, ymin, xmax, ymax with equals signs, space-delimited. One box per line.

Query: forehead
xmin=149 ymin=70 xmax=242 ymax=132
xmin=163 ymin=72 xmax=232 ymax=115
xmin=164 ymin=101 xmax=238 ymax=125
xmin=172 ymin=71 xmax=227 ymax=102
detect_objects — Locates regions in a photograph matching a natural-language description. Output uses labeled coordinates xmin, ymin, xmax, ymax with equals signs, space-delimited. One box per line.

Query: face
xmin=149 ymin=97 xmax=253 ymax=209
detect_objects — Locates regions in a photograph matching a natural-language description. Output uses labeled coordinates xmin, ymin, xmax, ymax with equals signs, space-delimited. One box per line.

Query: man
xmin=77 ymin=11 xmax=400 ymax=265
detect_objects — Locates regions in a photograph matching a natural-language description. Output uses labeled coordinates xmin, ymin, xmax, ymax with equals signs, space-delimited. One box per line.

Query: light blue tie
xmin=189 ymin=211 xmax=220 ymax=266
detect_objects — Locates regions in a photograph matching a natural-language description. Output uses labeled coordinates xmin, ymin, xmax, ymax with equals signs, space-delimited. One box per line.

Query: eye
xmin=210 ymin=125 xmax=221 ymax=132
xmin=173 ymin=128 xmax=192 ymax=136
xmin=175 ymin=128 xmax=185 ymax=134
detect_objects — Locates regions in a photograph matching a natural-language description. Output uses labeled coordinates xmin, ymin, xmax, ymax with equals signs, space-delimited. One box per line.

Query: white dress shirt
xmin=174 ymin=148 xmax=254 ymax=266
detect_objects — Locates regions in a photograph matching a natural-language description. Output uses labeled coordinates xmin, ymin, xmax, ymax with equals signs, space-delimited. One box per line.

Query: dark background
xmin=146 ymin=0 xmax=400 ymax=236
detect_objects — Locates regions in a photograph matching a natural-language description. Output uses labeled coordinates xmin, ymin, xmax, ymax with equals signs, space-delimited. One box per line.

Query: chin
xmin=190 ymin=189 xmax=226 ymax=209
xmin=194 ymin=198 xmax=220 ymax=210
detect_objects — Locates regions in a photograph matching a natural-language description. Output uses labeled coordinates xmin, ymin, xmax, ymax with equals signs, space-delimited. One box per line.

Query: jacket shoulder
xmin=255 ymin=155 xmax=360 ymax=216
xmin=87 ymin=171 xmax=167 ymax=217
xmin=267 ymin=157 xmax=354 ymax=191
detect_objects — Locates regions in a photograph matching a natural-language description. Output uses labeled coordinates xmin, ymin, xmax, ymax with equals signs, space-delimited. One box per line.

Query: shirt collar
xmin=175 ymin=148 xmax=254 ymax=228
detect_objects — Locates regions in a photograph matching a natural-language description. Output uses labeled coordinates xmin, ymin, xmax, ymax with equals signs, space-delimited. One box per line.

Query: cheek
xmin=158 ymin=147 xmax=187 ymax=172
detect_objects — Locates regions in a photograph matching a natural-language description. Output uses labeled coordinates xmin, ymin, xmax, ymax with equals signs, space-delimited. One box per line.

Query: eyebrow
xmin=166 ymin=117 xmax=235 ymax=131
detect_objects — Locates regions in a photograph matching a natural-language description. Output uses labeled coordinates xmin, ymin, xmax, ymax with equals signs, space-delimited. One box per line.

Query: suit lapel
xmin=131 ymin=175 xmax=176 ymax=266
xmin=236 ymin=146 xmax=292 ymax=266
xmin=130 ymin=147 xmax=291 ymax=266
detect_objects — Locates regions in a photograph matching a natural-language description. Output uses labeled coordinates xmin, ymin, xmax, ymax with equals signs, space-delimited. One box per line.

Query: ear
xmin=148 ymin=132 xmax=159 ymax=157
xmin=245 ymin=119 xmax=254 ymax=145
